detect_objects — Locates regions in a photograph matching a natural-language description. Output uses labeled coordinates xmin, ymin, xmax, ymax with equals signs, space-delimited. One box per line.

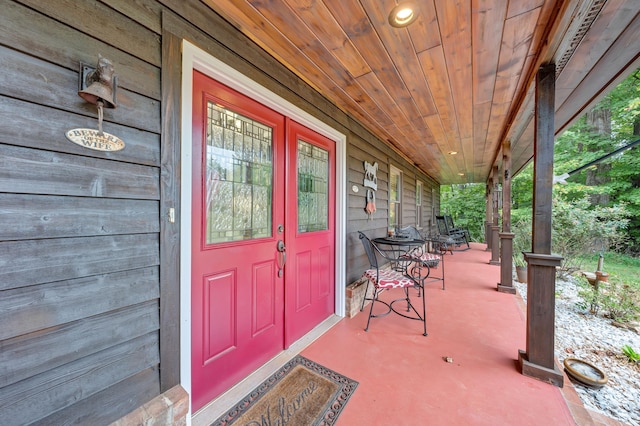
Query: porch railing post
xmin=517 ymin=63 xmax=563 ymax=387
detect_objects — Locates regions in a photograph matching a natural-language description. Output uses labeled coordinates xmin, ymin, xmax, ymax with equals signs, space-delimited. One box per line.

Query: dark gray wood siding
xmin=0 ymin=0 xmax=441 ymax=423
xmin=0 ymin=0 xmax=162 ymax=424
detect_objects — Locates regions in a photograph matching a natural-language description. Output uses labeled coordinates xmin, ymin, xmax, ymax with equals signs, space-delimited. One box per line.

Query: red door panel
xmin=191 ymin=71 xmax=285 ymax=411
xmin=284 ymin=119 xmax=336 ymax=346
xmin=202 ymin=270 xmax=236 ymax=360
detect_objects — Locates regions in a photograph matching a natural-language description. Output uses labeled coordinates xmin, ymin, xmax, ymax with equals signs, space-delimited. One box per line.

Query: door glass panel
xmin=205 ymin=101 xmax=273 ymax=244
xmin=297 ymin=140 xmax=329 ymax=233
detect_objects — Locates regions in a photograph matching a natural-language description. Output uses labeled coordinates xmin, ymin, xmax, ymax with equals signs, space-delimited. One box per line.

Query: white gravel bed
xmin=514 ymin=277 xmax=640 ymax=426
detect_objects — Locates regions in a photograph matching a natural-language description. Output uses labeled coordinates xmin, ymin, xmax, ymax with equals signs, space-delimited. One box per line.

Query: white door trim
xmin=179 ymin=40 xmax=346 ymax=419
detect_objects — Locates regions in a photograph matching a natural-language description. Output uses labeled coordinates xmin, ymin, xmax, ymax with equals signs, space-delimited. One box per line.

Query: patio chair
xmin=435 ymin=215 xmax=470 ymax=250
xmin=444 ymin=215 xmax=471 ymax=242
xmin=398 ymin=225 xmax=446 ymax=290
xmin=358 ymin=231 xmax=428 ymax=336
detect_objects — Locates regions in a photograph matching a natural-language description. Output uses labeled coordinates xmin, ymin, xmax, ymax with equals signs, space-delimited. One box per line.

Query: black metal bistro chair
xmin=358 ymin=231 xmax=428 ymax=336
xmin=398 ymin=225 xmax=446 ymax=290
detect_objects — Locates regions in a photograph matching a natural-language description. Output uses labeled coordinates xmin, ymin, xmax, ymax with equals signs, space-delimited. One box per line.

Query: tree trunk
xmin=585 ymin=106 xmax=611 ymax=205
xmin=632 ymin=118 xmax=640 ymax=188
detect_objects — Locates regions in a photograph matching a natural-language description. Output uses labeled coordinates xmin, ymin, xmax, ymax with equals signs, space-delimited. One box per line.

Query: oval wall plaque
xmin=66 ymin=128 xmax=125 ymax=152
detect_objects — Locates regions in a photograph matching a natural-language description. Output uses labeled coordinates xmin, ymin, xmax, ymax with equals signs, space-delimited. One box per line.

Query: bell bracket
xmin=78 ymin=59 xmax=117 ymax=108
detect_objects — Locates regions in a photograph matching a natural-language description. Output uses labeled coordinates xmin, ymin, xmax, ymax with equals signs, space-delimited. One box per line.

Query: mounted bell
xmin=78 ymin=56 xmax=117 ymax=108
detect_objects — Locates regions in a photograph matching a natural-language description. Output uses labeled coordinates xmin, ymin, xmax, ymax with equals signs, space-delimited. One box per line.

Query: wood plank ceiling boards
xmin=201 ymin=0 xmax=640 ymax=184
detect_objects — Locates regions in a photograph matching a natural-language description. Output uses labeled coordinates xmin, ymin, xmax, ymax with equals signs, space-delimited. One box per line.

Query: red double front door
xmin=191 ymin=71 xmax=335 ymax=411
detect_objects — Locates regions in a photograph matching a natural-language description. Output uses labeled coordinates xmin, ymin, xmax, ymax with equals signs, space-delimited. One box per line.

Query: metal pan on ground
xmin=563 ymin=357 xmax=608 ymax=388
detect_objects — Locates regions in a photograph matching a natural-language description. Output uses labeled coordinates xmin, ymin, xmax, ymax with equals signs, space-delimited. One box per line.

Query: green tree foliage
xmin=442 ymin=70 xmax=639 ymax=255
xmin=551 ymin=189 xmax=629 ymax=276
xmin=440 ymin=183 xmax=485 ymax=241
xmin=509 ymin=181 xmax=630 ymax=276
xmin=511 ymin=162 xmax=533 ymax=222
xmin=512 ymin=216 xmax=531 ymax=267
xmin=554 ymin=69 xmax=640 ymax=252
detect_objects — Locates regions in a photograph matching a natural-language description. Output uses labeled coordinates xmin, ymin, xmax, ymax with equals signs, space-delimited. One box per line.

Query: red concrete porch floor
xmin=300 ymin=242 xmax=622 ymax=426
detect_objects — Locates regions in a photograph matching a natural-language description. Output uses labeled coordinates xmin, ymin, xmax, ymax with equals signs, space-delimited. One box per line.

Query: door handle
xmin=276 ymin=240 xmax=286 ymax=277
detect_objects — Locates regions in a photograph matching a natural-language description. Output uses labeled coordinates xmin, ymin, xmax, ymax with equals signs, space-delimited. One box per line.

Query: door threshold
xmin=192 ymin=314 xmax=342 ymax=426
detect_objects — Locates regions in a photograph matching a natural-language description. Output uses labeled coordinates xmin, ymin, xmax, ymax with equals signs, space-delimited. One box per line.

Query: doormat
xmin=211 ymin=355 xmax=358 ymax=426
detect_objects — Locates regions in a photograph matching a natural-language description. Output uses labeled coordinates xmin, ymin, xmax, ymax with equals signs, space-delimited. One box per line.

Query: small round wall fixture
xmin=563 ymin=357 xmax=608 ymax=388
xmin=388 ymin=2 xmax=418 ymax=28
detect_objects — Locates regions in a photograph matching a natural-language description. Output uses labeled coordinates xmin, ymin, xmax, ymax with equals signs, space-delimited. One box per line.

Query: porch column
xmin=518 ymin=63 xmax=563 ymax=387
xmin=485 ymin=175 xmax=493 ymax=251
xmin=498 ymin=141 xmax=515 ymax=293
xmin=490 ymin=166 xmax=500 ymax=264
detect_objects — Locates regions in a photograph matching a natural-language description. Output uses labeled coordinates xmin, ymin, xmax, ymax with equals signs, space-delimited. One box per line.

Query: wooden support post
xmin=489 ymin=166 xmax=500 ymax=264
xmin=485 ymin=177 xmax=493 ymax=251
xmin=498 ymin=232 xmax=515 ymax=293
xmin=498 ymin=141 xmax=515 ymax=293
xmin=518 ymin=63 xmax=563 ymax=387
xmin=485 ymin=219 xmax=493 ymax=251
xmin=490 ymin=225 xmax=500 ymax=265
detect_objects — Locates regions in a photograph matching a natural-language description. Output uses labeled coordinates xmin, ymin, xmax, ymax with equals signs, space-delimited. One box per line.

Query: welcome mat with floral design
xmin=211 ymin=355 xmax=358 ymax=426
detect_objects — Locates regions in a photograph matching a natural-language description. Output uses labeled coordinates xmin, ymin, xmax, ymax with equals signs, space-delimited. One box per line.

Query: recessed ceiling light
xmin=388 ymin=2 xmax=418 ymax=28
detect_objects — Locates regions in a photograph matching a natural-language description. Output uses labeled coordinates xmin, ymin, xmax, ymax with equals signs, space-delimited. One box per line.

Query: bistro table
xmin=372 ymin=236 xmax=426 ymax=258
xmin=372 ymin=235 xmax=429 ymax=290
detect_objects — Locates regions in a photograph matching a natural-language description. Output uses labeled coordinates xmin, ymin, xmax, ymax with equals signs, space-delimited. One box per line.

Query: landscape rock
xmin=515 ymin=277 xmax=640 ymax=426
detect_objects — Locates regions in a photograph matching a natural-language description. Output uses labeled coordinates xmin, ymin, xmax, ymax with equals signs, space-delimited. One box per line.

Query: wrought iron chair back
xmin=359 ymin=230 xmax=381 ymax=271
xmin=436 ymin=216 xmax=450 ymax=235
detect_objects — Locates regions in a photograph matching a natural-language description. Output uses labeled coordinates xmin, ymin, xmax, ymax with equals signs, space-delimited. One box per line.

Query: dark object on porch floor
xmin=358 ymin=231 xmax=427 ymax=335
xmin=211 ymin=355 xmax=357 ymax=426
xmin=436 ymin=215 xmax=470 ymax=250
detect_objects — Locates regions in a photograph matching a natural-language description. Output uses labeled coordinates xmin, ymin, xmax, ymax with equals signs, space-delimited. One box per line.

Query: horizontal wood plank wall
xmin=0 ymin=0 xmax=442 ymax=423
xmin=0 ymin=0 xmax=162 ymax=424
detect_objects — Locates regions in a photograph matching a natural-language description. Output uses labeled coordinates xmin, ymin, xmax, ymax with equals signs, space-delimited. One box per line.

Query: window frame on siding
xmin=388 ymin=165 xmax=402 ymax=230
xmin=416 ymin=180 xmax=423 ymax=229
xmin=431 ymin=187 xmax=437 ymax=231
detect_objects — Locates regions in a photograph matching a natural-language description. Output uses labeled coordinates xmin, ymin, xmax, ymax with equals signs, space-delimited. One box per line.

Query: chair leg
xmin=364 ymin=287 xmax=379 ymax=332
xmin=360 ymin=279 xmax=371 ymax=312
xmin=421 ymin=284 xmax=428 ymax=336
xmin=404 ymin=287 xmax=411 ymax=312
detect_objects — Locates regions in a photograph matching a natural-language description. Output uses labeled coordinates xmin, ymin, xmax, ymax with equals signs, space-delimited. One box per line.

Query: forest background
xmin=442 ymin=68 xmax=639 ymax=256
xmin=440 ymin=69 xmax=640 ymax=322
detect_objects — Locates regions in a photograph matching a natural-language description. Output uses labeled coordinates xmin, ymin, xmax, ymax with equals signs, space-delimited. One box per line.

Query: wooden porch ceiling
xmin=201 ymin=0 xmax=640 ymax=184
